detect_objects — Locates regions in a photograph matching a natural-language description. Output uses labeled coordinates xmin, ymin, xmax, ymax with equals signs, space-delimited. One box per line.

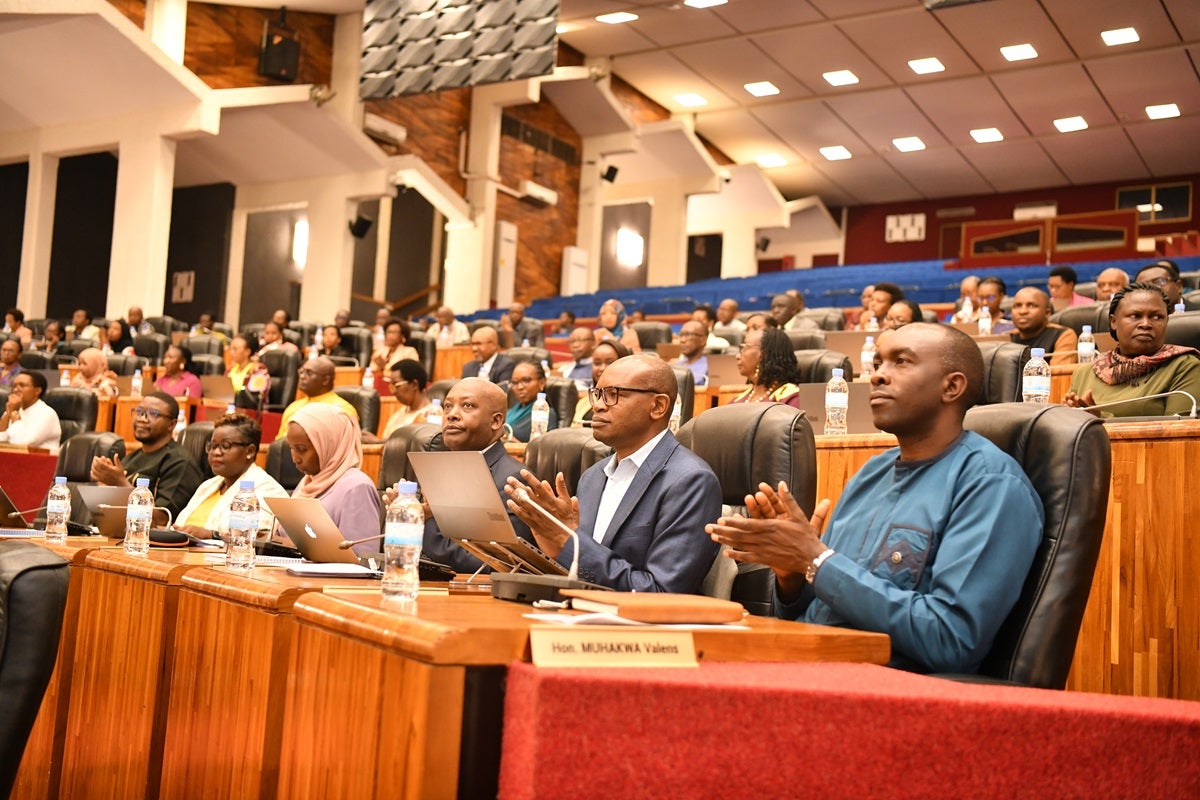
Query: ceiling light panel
xmin=744 ymin=81 xmax=780 ymax=97
xmin=674 ymin=93 xmax=708 ymax=107
xmin=1145 ymin=103 xmax=1180 ymax=120
xmin=596 ymin=12 xmax=638 ymax=25
xmin=970 ymin=127 xmax=1004 ymax=143
xmin=755 ymin=153 xmax=788 ymax=168
xmin=892 ymin=136 xmax=926 ymax=152
xmin=683 ymin=0 xmax=728 ymax=7
xmin=1053 ymin=115 xmax=1088 ymax=133
xmin=1100 ymin=27 xmax=1139 ymax=46
xmin=1000 ymin=43 xmax=1038 ymax=62
xmin=823 ymin=69 xmax=860 ymax=86
xmin=820 ymin=145 xmax=853 ymax=161
xmin=908 ymin=57 xmax=945 ymax=75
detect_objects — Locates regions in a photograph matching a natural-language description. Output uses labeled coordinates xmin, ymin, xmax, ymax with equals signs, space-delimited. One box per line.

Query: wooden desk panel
xmin=432 ymin=345 xmax=472 ymax=383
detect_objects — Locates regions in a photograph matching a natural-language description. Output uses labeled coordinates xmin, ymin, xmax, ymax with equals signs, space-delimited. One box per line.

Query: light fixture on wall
xmin=292 ymin=218 xmax=309 ymax=268
xmin=616 ymin=228 xmax=644 ymax=268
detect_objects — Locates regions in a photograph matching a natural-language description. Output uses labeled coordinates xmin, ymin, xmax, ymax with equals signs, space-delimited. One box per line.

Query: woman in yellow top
xmin=368 ymin=359 xmax=434 ymax=441
xmin=369 ymin=318 xmax=419 ymax=394
xmin=226 ymin=335 xmax=270 ymax=408
xmin=729 ymin=328 xmax=803 ymax=408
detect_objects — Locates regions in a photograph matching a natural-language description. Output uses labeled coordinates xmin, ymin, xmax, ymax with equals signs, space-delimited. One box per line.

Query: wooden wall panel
xmin=366 ymin=90 xmax=472 ymax=197
xmin=108 ymin=0 xmax=145 ymax=29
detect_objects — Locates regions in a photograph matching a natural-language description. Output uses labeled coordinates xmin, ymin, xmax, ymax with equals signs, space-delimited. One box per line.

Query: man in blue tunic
xmin=708 ymin=323 xmax=1043 ymax=674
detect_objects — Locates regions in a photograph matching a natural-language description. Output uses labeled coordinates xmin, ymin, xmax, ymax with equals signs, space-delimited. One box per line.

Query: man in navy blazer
xmin=506 ymin=355 xmax=721 ymax=592
xmin=460 ymin=325 xmax=517 ymax=384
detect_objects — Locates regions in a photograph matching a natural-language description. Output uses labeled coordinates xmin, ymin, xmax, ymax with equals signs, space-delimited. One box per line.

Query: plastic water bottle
xmin=130 ymin=369 xmax=143 ymax=397
xmin=362 ymin=365 xmax=374 ymax=389
xmin=977 ymin=310 xmax=993 ymax=336
xmin=309 ymin=332 xmax=320 ymax=360
xmin=824 ymin=368 xmax=849 ymax=436
xmin=530 ymin=392 xmax=551 ymax=439
xmin=1022 ymin=347 xmax=1051 ymax=404
xmin=1078 ymin=325 xmax=1096 ymax=364
xmin=383 ymin=481 xmax=424 ymax=602
xmin=959 ymin=294 xmax=974 ymax=322
xmin=59 ymin=369 xmax=70 ymax=387
xmin=425 ymin=398 xmax=443 ymax=426
xmin=124 ymin=478 xmax=154 ymax=557
xmin=173 ymin=410 xmax=187 ymax=441
xmin=668 ymin=397 xmax=682 ymax=433
xmin=522 ymin=338 xmax=531 ymax=348
xmin=226 ymin=403 xmax=236 ymax=415
xmin=864 ymin=315 xmax=879 ymax=332
xmin=1175 ymin=302 xmax=1186 ymax=315
xmin=226 ymin=479 xmax=258 ymax=573
xmin=859 ymin=336 xmax=876 ymax=379
xmin=46 ymin=476 xmax=71 ymax=545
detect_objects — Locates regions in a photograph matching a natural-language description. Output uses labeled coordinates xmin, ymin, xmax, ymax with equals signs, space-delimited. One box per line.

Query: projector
xmin=518 ymin=180 xmax=558 ymax=207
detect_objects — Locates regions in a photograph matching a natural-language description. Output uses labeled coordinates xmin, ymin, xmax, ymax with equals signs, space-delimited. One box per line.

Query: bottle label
xmin=1023 ymin=376 xmax=1051 ymax=394
xmin=126 ymin=505 xmax=152 ymax=523
xmin=825 ymin=392 xmax=849 ymax=408
xmin=48 ymin=498 xmax=70 ymax=514
xmin=229 ymin=510 xmax=257 ymax=532
xmin=1078 ymin=342 xmax=1095 ymax=359
xmin=385 ymin=521 xmax=423 ymax=546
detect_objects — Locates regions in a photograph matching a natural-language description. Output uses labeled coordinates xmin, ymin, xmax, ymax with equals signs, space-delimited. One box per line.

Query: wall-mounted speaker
xmin=258 ymin=10 xmax=300 ymax=82
xmin=349 ymin=214 xmax=374 ymax=239
xmin=601 ymin=165 xmax=619 ymax=183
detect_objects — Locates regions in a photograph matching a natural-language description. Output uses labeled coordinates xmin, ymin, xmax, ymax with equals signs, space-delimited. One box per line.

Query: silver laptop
xmin=76 ymin=485 xmax=135 ymax=536
xmin=200 ymin=375 xmax=236 ymax=404
xmin=407 ymin=450 xmax=567 ymax=576
xmin=705 ymin=353 xmax=745 ymax=388
xmin=790 ymin=381 xmax=881 ymax=435
xmin=261 ymin=496 xmax=360 ymax=564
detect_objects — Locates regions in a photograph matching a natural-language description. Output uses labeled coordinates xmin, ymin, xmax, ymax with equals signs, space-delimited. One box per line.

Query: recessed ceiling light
xmin=892 ymin=136 xmax=926 ymax=152
xmin=908 ymin=57 xmax=945 ymax=75
xmin=1101 ymin=27 xmax=1139 ymax=46
xmin=1000 ymin=43 xmax=1038 ymax=62
xmin=674 ymin=93 xmax=708 ymax=107
xmin=819 ymin=146 xmax=852 ymax=161
xmin=596 ymin=11 xmax=638 ymax=24
xmin=1145 ymin=103 xmax=1180 ymax=120
xmin=970 ymin=127 xmax=1004 ymax=143
xmin=755 ymin=153 xmax=788 ymax=168
xmin=684 ymin=0 xmax=728 ymax=7
xmin=1053 ymin=116 xmax=1088 ymax=133
xmin=744 ymin=81 xmax=780 ymax=98
xmin=823 ymin=70 xmax=859 ymax=87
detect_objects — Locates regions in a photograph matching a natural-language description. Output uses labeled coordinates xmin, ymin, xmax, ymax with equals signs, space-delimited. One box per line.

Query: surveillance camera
xmin=719 ymin=169 xmax=732 ymax=184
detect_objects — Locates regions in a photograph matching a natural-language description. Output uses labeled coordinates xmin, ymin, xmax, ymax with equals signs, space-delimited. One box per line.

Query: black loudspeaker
xmin=601 ymin=165 xmax=619 ymax=183
xmin=349 ymin=215 xmax=374 ymax=239
xmin=258 ymin=20 xmax=300 ymax=82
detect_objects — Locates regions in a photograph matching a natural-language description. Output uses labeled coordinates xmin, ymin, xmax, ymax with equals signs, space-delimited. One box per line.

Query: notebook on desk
xmin=791 ymin=381 xmax=880 ymax=435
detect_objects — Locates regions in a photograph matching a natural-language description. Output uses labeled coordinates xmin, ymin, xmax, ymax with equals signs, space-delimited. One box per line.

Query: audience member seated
xmin=369 ymin=359 xmax=433 ymax=442
xmin=856 ymin=283 xmax=905 ymax=331
xmin=189 ymin=312 xmax=228 ymax=342
xmin=275 ymin=356 xmax=359 ymax=440
xmin=270 ymin=309 xmax=291 ymax=329
xmin=1009 ymin=288 xmax=1078 ymax=366
xmin=882 ymin=299 xmax=923 ymax=331
xmin=370 ymin=318 xmax=418 ymax=392
xmin=950 ymin=276 xmax=980 ymax=323
xmin=313 ymin=324 xmax=355 ymax=361
xmin=126 ymin=305 xmax=155 ymax=336
xmin=65 ymin=309 xmax=99 ymax=342
xmin=674 ymin=320 xmax=710 ymax=386
xmin=1095 ymin=268 xmax=1129 ymax=303
xmin=174 ymin=413 xmax=287 ymax=538
xmin=594 ymin=299 xmax=641 ymax=352
xmin=551 ymin=310 xmax=576 ymax=336
xmin=505 ymin=355 xmax=721 ymax=592
xmin=1065 ymin=282 xmax=1200 ymax=418
xmin=691 ymin=305 xmax=731 ymax=350
xmin=287 ymin=403 xmax=381 ymax=556
xmin=976 ymin=276 xmax=1015 ymax=334
xmin=771 ymin=293 xmax=820 ymax=333
xmin=629 ymin=310 xmax=646 ymax=323
xmin=91 ymin=391 xmax=204 ymax=520
xmin=0 ymin=339 xmax=21 ymax=387
xmin=254 ymin=321 xmax=299 ymax=360
xmin=99 ymin=319 xmax=135 ymax=356
xmin=462 ymin=325 xmax=516 ymax=384
xmin=428 ymin=306 xmax=471 ymax=348
xmin=331 ymin=309 xmax=351 ymax=329
xmin=730 ymin=328 xmax=801 ymax=407
xmin=708 ymin=323 xmax=1043 ymax=674
xmin=716 ymin=298 xmax=746 ymax=331
xmin=34 ymin=321 xmax=67 ymax=357
xmin=572 ymin=340 xmax=629 ymax=426
xmin=1048 ymin=265 xmax=1093 ymax=312
xmin=70 ymin=348 xmax=119 ymax=398
xmin=226 ymin=335 xmax=270 ymax=408
xmin=558 ymin=327 xmax=595 ymax=387
xmin=0 ymin=372 xmax=61 ymax=454
xmin=155 ymin=344 xmax=202 ymax=400
xmin=4 ymin=308 xmax=33 ymax=347
xmin=1135 ymin=259 xmax=1185 ymax=307
xmin=744 ymin=313 xmax=777 ymax=332
xmin=506 ymin=362 xmax=557 ymax=443
xmin=501 ymin=301 xmax=544 ymax=347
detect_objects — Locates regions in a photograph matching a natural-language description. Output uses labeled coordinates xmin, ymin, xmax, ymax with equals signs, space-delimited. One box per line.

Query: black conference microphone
xmin=1077 ymin=390 xmax=1198 ymax=419
xmin=8 ymin=505 xmax=46 ymax=521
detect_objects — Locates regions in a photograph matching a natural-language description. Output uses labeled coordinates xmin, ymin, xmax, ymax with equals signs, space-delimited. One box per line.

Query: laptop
xmin=0 ymin=485 xmax=39 ymax=536
xmin=407 ymin=450 xmax=567 ymax=576
xmin=76 ymin=485 xmax=135 ymax=536
xmin=260 ymin=496 xmax=360 ymax=564
xmin=200 ymin=375 xmax=236 ymax=404
xmin=655 ymin=342 xmax=682 ymax=360
xmin=791 ymin=381 xmax=881 ymax=436
xmin=705 ymin=353 xmax=745 ymax=388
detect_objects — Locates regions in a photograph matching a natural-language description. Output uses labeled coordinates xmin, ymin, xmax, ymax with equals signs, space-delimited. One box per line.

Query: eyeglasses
xmin=205 ymin=440 xmax=252 ymax=454
xmin=132 ymin=408 xmax=165 ymax=420
xmin=678 ymin=332 xmax=706 ymax=339
xmin=511 ymin=377 xmax=540 ymax=386
xmin=588 ymin=385 xmax=660 ymax=407
xmin=389 ymin=379 xmax=414 ymax=391
xmin=1144 ymin=276 xmax=1175 ymax=287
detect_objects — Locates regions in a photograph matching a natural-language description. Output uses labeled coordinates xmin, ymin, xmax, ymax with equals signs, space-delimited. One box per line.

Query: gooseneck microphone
xmin=512 ymin=486 xmax=580 ymax=581
xmin=1079 ymin=390 xmax=1198 ymax=418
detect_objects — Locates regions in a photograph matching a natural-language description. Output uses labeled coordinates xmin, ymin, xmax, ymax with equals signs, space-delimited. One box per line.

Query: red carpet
xmin=500 ymin=661 xmax=1200 ymax=799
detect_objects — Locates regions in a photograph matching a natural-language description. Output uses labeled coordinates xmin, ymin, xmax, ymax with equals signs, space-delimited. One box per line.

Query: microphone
xmin=8 ymin=505 xmax=47 ymax=523
xmin=338 ymin=532 xmax=385 ymax=550
xmin=1077 ymin=390 xmax=1198 ymax=418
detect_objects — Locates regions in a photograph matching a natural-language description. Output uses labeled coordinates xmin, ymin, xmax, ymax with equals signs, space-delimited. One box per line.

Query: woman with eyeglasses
xmin=174 ymin=413 xmax=287 ymax=538
xmin=573 ymin=340 xmax=630 ymax=426
xmin=730 ymin=328 xmax=803 ymax=407
xmin=1064 ymin=282 xmax=1200 ymax=418
xmin=506 ymin=361 xmax=557 ymax=442
xmin=367 ymin=359 xmax=432 ymax=442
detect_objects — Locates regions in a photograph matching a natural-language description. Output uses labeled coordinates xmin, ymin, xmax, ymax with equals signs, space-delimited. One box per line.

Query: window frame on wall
xmin=1115 ymin=181 xmax=1192 ymax=224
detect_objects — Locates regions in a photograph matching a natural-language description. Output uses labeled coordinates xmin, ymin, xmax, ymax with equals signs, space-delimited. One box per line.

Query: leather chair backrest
xmin=1180 ymin=291 xmax=1200 ymax=313
xmin=0 ymin=388 xmax=7 ymax=409
xmin=793 ymin=349 xmax=852 ymax=384
xmin=179 ymin=422 xmax=215 ymax=480
xmin=145 ymin=315 xmax=179 ymax=335
xmin=333 ymin=386 xmax=381 ymax=433
xmin=1049 ymin=302 xmax=1109 ymax=335
xmin=54 ymin=431 xmax=125 ymax=482
xmin=961 ymin=404 xmax=1110 ymax=688
xmin=280 ymin=329 xmax=302 ymax=346
xmin=187 ymin=335 xmax=225 ymax=357
xmin=921 ymin=308 xmax=940 ymax=323
xmin=241 ymin=323 xmax=265 ymax=343
xmin=798 ymin=307 xmax=846 ymax=331
xmin=340 ymin=327 xmax=374 ymax=368
xmin=18 ymin=351 xmax=55 ymax=371
xmin=0 ymin=542 xmax=70 ymax=798
xmin=106 ymin=354 xmax=140 ymax=376
xmin=377 ymin=423 xmax=444 ymax=488
xmin=669 ymin=365 xmax=695 ymax=427
xmin=211 ymin=322 xmax=234 ymax=339
xmin=785 ymin=329 xmax=826 ymax=351
xmin=133 ymin=333 xmax=169 ymax=365
xmin=1075 ymin=281 xmax=1097 ymax=299
xmin=66 ymin=339 xmax=97 ymax=357
xmin=1181 ymin=271 xmax=1200 ymax=291
xmin=522 ymin=427 xmax=613 ymax=496
xmin=404 ymin=330 xmax=436 ymax=377
xmin=288 ymin=321 xmax=320 ymax=347
xmin=427 ymin=379 xmax=458 ymax=403
xmin=505 ymin=347 xmax=552 ymax=367
xmin=506 ymin=378 xmax=578 ymax=430
xmin=25 ymin=319 xmax=46 ymax=336
xmin=327 ymin=355 xmax=360 ymax=368
xmin=265 ymin=439 xmax=305 ymax=492
xmin=260 ymin=349 xmax=301 ymax=411
xmin=1165 ymin=310 xmax=1200 ymax=348
xmin=976 ymin=341 xmax=1030 ymax=404
xmin=469 ymin=319 xmax=500 ymax=334
xmin=191 ymin=354 xmax=226 ymax=376
xmin=43 ymin=387 xmax=99 ymax=441
xmin=713 ymin=327 xmax=744 ymax=349
xmin=630 ymin=321 xmax=672 ymax=350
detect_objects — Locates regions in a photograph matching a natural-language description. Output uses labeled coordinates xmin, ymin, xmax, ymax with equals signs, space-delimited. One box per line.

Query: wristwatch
xmin=805 ymin=548 xmax=836 ymax=584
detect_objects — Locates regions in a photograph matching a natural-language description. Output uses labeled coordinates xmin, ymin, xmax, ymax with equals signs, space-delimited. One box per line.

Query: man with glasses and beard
xmin=505 ymin=354 xmax=721 ymax=592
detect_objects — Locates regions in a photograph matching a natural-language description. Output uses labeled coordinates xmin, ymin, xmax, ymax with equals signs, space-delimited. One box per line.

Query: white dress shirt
xmin=591 ymin=428 xmax=669 ymax=543
xmin=0 ymin=398 xmax=62 ymax=455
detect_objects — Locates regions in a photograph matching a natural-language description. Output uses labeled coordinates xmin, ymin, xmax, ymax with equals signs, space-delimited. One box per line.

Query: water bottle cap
xmin=55 ymin=476 xmax=67 ymax=484
xmin=536 ymin=392 xmax=546 ymax=400
xmin=136 ymin=478 xmax=151 ymax=488
xmin=432 ymin=398 xmax=441 ymax=406
xmin=865 ymin=336 xmax=874 ymax=344
xmin=831 ymin=368 xmax=844 ymax=378
xmin=238 ymin=479 xmax=254 ymax=490
xmin=1081 ymin=325 xmax=1091 ymax=333
xmin=396 ymin=480 xmax=419 ymax=494
xmin=1031 ymin=348 xmax=1046 ymax=359
xmin=134 ymin=368 xmax=141 ymax=375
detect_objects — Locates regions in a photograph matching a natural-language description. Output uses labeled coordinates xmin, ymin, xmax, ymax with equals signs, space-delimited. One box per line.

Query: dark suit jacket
xmin=461 ymin=354 xmax=517 ymax=384
xmin=561 ymin=431 xmax=722 ymax=592
xmin=512 ymin=318 xmax=544 ymax=348
xmin=421 ymin=440 xmax=533 ymax=572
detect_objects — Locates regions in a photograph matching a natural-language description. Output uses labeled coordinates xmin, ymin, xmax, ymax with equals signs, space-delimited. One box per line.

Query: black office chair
xmin=505 ymin=378 xmax=578 ymax=432
xmin=133 ymin=333 xmax=170 ymax=366
xmin=522 ymin=427 xmax=613 ymax=496
xmin=340 ymin=327 xmax=374 ymax=368
xmin=1049 ymin=303 xmax=1108 ymax=335
xmin=1075 ymin=281 xmax=1097 ymax=299
xmin=264 ymin=439 xmax=305 ymax=492
xmin=630 ymin=322 xmax=672 ymax=351
xmin=211 ymin=322 xmax=234 ymax=340
xmin=190 ymin=354 xmax=226 ymax=376
xmin=328 ymin=355 xmax=360 ymax=368
xmin=333 ymin=386 xmax=381 ymax=434
xmin=676 ymin=403 xmax=817 ymax=610
xmin=1165 ymin=310 xmax=1200 ymax=348
xmin=65 ymin=339 xmax=97 ymax=358
xmin=940 ymin=403 xmax=1111 ymax=689
xmin=280 ymin=329 xmax=302 ymax=347
xmin=713 ymin=327 xmax=744 ymax=349
xmin=241 ymin=323 xmax=265 ymax=345
xmin=469 ymin=319 xmax=501 ymax=335
xmin=106 ymin=354 xmax=140 ymax=376
xmin=793 ymin=349 xmax=853 ymax=384
xmin=405 ymin=331 xmax=436 ymax=378
xmin=669 ymin=365 xmax=695 ymax=427
xmin=1181 ymin=290 xmax=1200 ymax=312
xmin=426 ymin=379 xmax=457 ymax=403
xmin=376 ymin=423 xmax=444 ymax=489
xmin=0 ymin=542 xmax=71 ymax=799
xmin=505 ymin=347 xmax=552 ymax=368
xmin=45 ymin=431 xmax=125 ymax=524
xmin=976 ymin=341 xmax=1030 ymax=404
xmin=798 ymin=307 xmax=846 ymax=331
xmin=43 ymin=387 xmax=99 ymax=441
xmin=18 ymin=351 xmax=55 ymax=371
xmin=288 ymin=321 xmax=320 ymax=348
xmin=145 ymin=315 xmax=180 ymax=336
xmin=785 ymin=329 xmax=826 ymax=351
xmin=260 ymin=349 xmax=301 ymax=412
xmin=187 ymin=335 xmax=225 ymax=357
xmin=179 ymin=422 xmax=215 ymax=480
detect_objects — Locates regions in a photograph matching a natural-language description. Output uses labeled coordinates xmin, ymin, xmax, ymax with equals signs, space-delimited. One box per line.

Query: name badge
xmin=530 ymin=627 xmax=697 ymax=667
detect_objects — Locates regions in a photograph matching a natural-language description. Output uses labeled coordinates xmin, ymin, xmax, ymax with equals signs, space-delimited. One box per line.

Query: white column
xmin=646 ymin=187 xmax=689 ymax=287
xmin=107 ymin=133 xmax=177 ymax=319
xmin=298 ymin=190 xmax=357 ymax=322
xmin=16 ymin=152 xmax=59 ymax=317
xmin=720 ymin=224 xmax=759 ymax=279
xmin=329 ymin=12 xmax=365 ymax=127
xmin=145 ymin=0 xmax=188 ymax=64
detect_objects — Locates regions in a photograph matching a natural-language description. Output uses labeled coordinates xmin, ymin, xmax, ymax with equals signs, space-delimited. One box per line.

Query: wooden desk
xmin=432 ymin=345 xmax=472 ymax=382
xmin=1051 ymin=362 xmax=1087 ymax=403
xmin=94 ymin=395 xmax=114 ymax=432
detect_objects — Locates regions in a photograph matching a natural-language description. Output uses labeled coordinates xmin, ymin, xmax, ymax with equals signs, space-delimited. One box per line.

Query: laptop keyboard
xmin=203 ymin=554 xmax=303 ymax=567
